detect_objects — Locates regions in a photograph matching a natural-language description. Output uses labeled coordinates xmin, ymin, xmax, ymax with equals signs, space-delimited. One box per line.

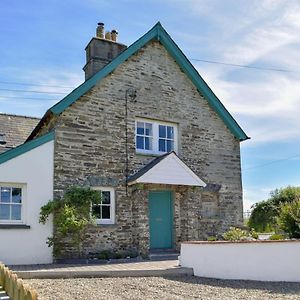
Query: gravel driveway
xmin=25 ymin=276 xmax=300 ymax=300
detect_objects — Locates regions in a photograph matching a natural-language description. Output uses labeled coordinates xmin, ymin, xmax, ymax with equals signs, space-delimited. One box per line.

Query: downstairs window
xmin=0 ymin=185 xmax=23 ymax=223
xmin=92 ymin=187 xmax=115 ymax=225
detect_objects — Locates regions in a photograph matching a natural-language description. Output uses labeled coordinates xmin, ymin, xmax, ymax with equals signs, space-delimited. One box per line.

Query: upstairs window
xmin=92 ymin=187 xmax=115 ymax=225
xmin=159 ymin=125 xmax=175 ymax=152
xmin=0 ymin=185 xmax=23 ymax=223
xmin=136 ymin=121 xmax=153 ymax=151
xmin=135 ymin=119 xmax=178 ymax=155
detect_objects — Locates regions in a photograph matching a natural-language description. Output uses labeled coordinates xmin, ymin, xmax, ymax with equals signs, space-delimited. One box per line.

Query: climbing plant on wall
xmin=39 ymin=186 xmax=102 ymax=257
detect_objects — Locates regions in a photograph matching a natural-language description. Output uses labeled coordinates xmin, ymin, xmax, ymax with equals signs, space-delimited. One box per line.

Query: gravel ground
xmin=25 ymin=276 xmax=300 ymax=300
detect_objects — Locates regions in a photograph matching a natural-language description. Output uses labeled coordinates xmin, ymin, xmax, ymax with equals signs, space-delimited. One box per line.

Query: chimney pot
xmin=111 ymin=29 xmax=118 ymax=42
xmin=96 ymin=22 xmax=104 ymax=39
xmin=105 ymin=31 xmax=111 ymax=40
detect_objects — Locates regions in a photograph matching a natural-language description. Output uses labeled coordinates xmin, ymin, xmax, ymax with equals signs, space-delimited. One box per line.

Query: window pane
xmin=166 ymin=140 xmax=174 ymax=152
xmin=145 ymin=137 xmax=153 ymax=150
xmin=1 ymin=187 xmax=11 ymax=203
xmin=145 ymin=123 xmax=152 ymax=136
xmin=11 ymin=205 xmax=21 ymax=220
xmin=101 ymin=206 xmax=110 ymax=219
xmin=12 ymin=188 xmax=22 ymax=204
xmin=167 ymin=126 xmax=174 ymax=139
xmin=159 ymin=125 xmax=166 ymax=138
xmin=92 ymin=205 xmax=101 ymax=219
xmin=137 ymin=122 xmax=144 ymax=135
xmin=102 ymin=191 xmax=111 ymax=204
xmin=0 ymin=204 xmax=10 ymax=220
xmin=136 ymin=136 xmax=144 ymax=149
xmin=159 ymin=139 xmax=165 ymax=152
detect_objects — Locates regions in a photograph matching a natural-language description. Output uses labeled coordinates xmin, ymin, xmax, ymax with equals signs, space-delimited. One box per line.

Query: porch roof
xmin=127 ymin=152 xmax=206 ymax=187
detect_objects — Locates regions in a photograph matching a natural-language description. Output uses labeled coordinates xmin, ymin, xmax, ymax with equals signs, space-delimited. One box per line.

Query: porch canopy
xmin=127 ymin=152 xmax=206 ymax=187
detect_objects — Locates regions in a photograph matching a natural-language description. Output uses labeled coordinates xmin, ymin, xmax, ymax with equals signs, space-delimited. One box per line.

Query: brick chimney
xmin=83 ymin=22 xmax=127 ymax=81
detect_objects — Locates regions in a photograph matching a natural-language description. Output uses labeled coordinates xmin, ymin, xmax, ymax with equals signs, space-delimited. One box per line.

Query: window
xmin=135 ymin=119 xmax=178 ymax=155
xmin=136 ymin=121 xmax=153 ymax=151
xmin=159 ymin=125 xmax=174 ymax=152
xmin=92 ymin=187 xmax=115 ymax=224
xmin=0 ymin=185 xmax=23 ymax=223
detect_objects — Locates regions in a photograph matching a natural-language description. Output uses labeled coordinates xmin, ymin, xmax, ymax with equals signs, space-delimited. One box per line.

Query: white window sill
xmin=96 ymin=220 xmax=115 ymax=225
xmin=135 ymin=150 xmax=173 ymax=157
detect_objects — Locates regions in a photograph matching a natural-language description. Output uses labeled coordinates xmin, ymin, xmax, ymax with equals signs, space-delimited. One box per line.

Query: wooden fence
xmin=0 ymin=263 xmax=38 ymax=300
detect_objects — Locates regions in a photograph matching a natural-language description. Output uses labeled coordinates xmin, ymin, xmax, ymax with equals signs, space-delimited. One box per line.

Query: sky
xmin=1 ymin=0 xmax=300 ymax=212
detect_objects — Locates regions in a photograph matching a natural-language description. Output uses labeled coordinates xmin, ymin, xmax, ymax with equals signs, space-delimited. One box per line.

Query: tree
xmin=248 ymin=200 xmax=277 ymax=232
xmin=248 ymin=186 xmax=300 ymax=232
xmin=278 ymin=199 xmax=300 ymax=238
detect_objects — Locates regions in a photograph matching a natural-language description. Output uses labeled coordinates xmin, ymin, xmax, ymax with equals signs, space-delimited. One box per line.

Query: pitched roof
xmin=0 ymin=130 xmax=54 ymax=165
xmin=0 ymin=113 xmax=40 ymax=154
xmin=28 ymin=22 xmax=249 ymax=141
xmin=128 ymin=151 xmax=206 ymax=187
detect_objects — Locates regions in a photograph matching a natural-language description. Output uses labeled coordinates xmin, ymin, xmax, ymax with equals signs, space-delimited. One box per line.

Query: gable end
xmin=29 ymin=22 xmax=249 ymax=142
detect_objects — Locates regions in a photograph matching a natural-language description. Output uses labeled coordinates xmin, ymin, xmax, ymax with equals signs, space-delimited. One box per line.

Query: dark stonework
xmin=38 ymin=41 xmax=243 ymax=258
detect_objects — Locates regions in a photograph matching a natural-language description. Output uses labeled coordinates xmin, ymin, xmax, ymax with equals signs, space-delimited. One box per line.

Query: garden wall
xmin=180 ymin=240 xmax=300 ymax=282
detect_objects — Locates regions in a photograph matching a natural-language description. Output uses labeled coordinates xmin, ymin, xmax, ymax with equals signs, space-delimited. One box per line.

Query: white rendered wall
xmin=0 ymin=141 xmax=54 ymax=265
xmin=181 ymin=241 xmax=300 ymax=282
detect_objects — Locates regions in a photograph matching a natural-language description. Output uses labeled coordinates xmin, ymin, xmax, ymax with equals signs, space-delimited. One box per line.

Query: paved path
xmin=12 ymin=260 xmax=193 ymax=279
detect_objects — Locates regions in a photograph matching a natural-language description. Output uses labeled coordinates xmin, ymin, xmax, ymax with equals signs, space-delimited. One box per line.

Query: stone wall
xmin=41 ymin=40 xmax=243 ymax=257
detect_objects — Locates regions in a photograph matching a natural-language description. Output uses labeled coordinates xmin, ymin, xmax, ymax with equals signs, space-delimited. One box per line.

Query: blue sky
xmin=1 ymin=0 xmax=300 ymax=211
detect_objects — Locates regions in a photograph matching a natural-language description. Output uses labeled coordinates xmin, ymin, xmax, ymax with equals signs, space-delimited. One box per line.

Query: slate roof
xmin=0 ymin=113 xmax=40 ymax=154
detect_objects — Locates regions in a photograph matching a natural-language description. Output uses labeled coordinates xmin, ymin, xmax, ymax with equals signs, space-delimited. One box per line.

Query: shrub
xmin=250 ymin=229 xmax=259 ymax=239
xmin=278 ymin=199 xmax=300 ymax=238
xmin=269 ymin=233 xmax=284 ymax=240
xmin=222 ymin=227 xmax=250 ymax=241
xmin=207 ymin=236 xmax=217 ymax=241
xmin=39 ymin=186 xmax=102 ymax=257
xmin=97 ymin=250 xmax=114 ymax=260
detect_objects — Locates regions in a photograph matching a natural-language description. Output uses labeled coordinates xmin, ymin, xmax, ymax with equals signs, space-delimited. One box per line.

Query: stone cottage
xmin=0 ymin=22 xmax=249 ymax=264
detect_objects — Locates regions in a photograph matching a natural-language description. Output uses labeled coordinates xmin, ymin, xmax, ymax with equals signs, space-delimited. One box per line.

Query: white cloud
xmin=182 ymin=0 xmax=300 ymax=143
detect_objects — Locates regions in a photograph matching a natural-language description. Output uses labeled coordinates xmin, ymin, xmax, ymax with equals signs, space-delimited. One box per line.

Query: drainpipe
xmin=125 ymin=88 xmax=137 ymax=195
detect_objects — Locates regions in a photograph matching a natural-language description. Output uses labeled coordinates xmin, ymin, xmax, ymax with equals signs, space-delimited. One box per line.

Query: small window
xmin=158 ymin=125 xmax=174 ymax=152
xmin=135 ymin=119 xmax=177 ymax=155
xmin=136 ymin=121 xmax=153 ymax=151
xmin=0 ymin=186 xmax=23 ymax=223
xmin=92 ymin=187 xmax=115 ymax=225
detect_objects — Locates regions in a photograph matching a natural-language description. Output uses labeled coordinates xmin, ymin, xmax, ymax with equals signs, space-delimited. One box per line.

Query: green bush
xmin=39 ymin=186 xmax=102 ymax=257
xmin=222 ymin=227 xmax=250 ymax=241
xmin=269 ymin=233 xmax=284 ymax=240
xmin=207 ymin=236 xmax=217 ymax=241
xmin=97 ymin=250 xmax=114 ymax=260
xmin=250 ymin=229 xmax=259 ymax=239
xmin=278 ymin=199 xmax=300 ymax=238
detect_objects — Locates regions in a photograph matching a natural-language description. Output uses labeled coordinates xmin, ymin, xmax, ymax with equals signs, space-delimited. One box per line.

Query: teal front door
xmin=149 ymin=191 xmax=173 ymax=249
